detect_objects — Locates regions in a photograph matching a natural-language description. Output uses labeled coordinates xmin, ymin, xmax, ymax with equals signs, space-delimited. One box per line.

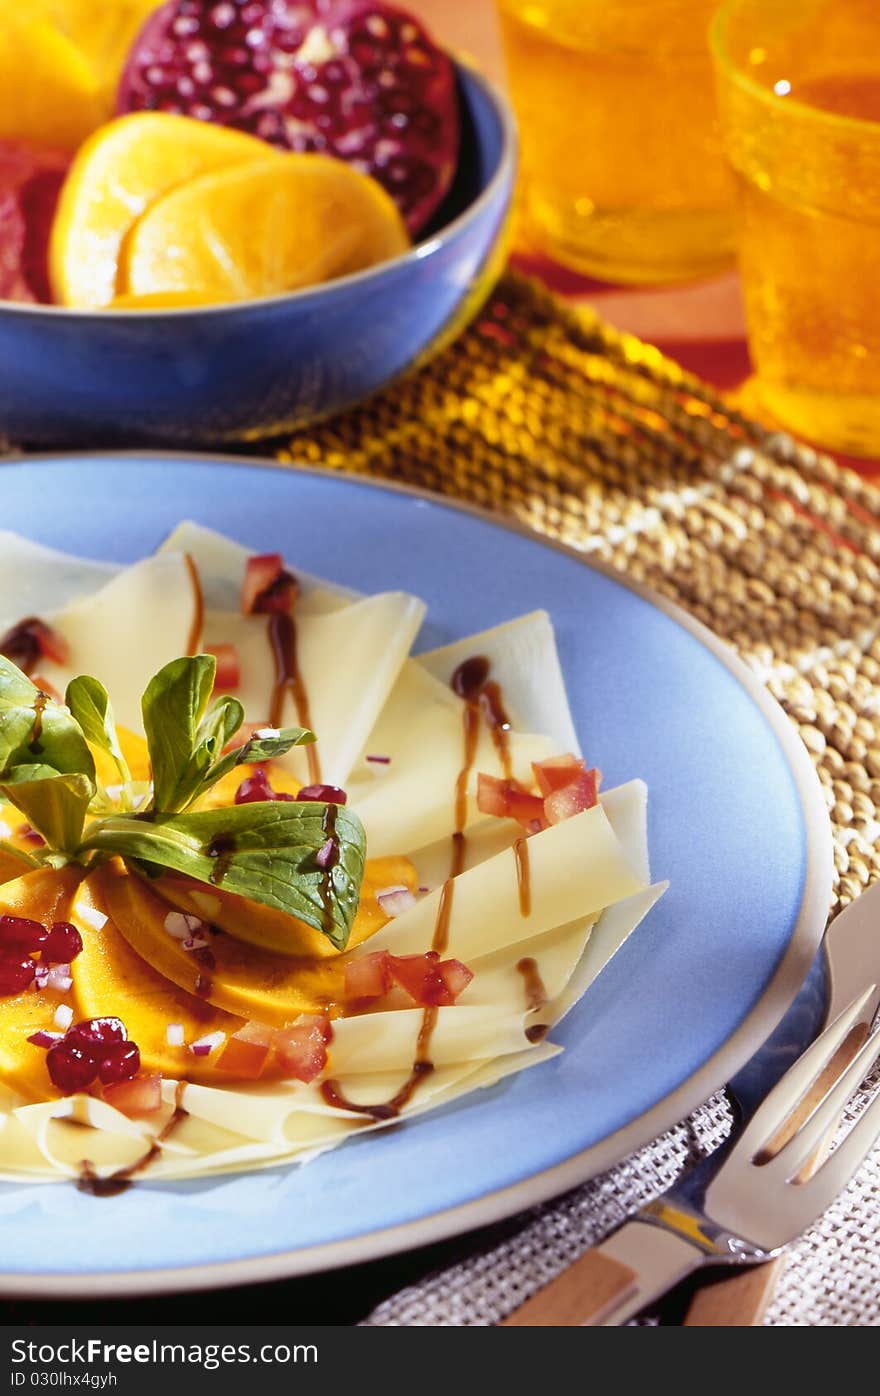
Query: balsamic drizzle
xmin=76 ymin=1083 xmax=189 ymax=1196
xmin=267 ymin=611 xmax=321 ymax=784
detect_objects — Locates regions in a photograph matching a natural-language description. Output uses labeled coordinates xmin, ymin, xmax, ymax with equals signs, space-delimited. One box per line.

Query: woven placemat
xmin=264 ymin=270 xmax=880 ymax=1326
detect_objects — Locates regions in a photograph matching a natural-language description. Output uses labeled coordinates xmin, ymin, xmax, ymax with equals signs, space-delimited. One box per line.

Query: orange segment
xmin=120 ymin=154 xmax=411 ymax=304
xmin=71 ymin=873 xmax=238 ymax=1082
xmin=0 ymin=15 xmax=102 ymax=151
xmin=49 ymin=112 xmax=275 ymax=308
xmin=92 ymin=851 xmax=419 ymax=1027
xmin=39 ymin=0 xmax=163 ymax=114
xmin=0 ymin=866 xmax=84 ymax=1101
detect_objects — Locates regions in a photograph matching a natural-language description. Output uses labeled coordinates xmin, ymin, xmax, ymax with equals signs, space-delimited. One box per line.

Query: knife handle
xmin=682 ymin=1256 xmax=785 ymax=1326
xmin=500 ymin=1221 xmax=701 ymax=1326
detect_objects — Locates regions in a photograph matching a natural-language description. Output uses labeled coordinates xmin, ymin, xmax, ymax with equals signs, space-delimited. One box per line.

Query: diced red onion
xmin=190 ymin=1030 xmax=226 ymax=1057
xmin=316 ymin=838 xmax=337 ymax=870
xmin=46 ymin=965 xmax=73 ymax=992
xmin=182 ymin=934 xmax=211 ymax=951
xmin=27 ymin=1030 xmax=63 ymax=1048
xmin=376 ymin=885 xmax=417 ymax=917
xmin=166 ymin=1023 xmax=185 ymax=1047
xmin=73 ymin=902 xmax=107 ymax=931
xmin=254 ymin=727 xmax=280 ymax=739
xmin=33 ymin=965 xmax=49 ymax=989
xmin=53 ymin=1003 xmax=74 ymax=1030
xmin=164 ymin=911 xmax=204 ymax=940
xmin=365 ymin=754 xmax=391 ymax=765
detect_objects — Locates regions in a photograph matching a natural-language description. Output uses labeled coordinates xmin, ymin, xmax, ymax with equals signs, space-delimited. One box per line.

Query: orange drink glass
xmin=496 ymin=0 xmax=737 ymax=284
xmin=712 ymin=0 xmax=880 ymax=456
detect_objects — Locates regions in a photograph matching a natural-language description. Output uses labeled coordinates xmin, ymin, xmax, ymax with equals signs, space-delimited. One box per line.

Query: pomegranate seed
xmin=0 ymin=953 xmax=36 ymax=995
xmin=0 ymin=914 xmax=48 ymax=953
xmin=234 ymin=769 xmax=295 ymax=804
xmin=41 ymin=921 xmax=83 ymax=964
xmin=117 ymin=0 xmax=460 ymax=234
xmin=65 ymin=1017 xmax=127 ymax=1061
xmin=296 ymin=784 xmax=348 ymax=805
xmin=46 ymin=1041 xmax=96 ymax=1093
xmin=96 ymin=1041 xmax=141 ymax=1085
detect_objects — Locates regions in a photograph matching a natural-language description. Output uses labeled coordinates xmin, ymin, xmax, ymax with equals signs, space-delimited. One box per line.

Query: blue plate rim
xmin=0 ymin=449 xmax=834 ymax=1297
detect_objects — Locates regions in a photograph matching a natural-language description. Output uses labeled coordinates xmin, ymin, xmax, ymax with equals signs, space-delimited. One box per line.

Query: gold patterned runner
xmin=269 ymin=270 xmax=880 ymax=921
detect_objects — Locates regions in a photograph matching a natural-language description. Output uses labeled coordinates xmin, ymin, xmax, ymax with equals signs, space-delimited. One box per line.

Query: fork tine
xmin=734 ymin=986 xmax=876 ymax=1161
xmin=796 ymin=1083 xmax=880 ymax=1216
xmin=761 ymin=1019 xmax=880 ymax=1183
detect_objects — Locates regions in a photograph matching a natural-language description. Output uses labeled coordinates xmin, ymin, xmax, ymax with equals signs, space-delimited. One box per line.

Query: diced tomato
xmin=217 ymin=1032 xmax=272 ymax=1080
xmin=544 ymin=768 xmax=600 ymax=825
xmin=532 ymin=753 xmax=586 ymax=797
xmin=101 ymin=1072 xmax=163 ymax=1117
xmin=477 ymin=773 xmax=548 ymax=832
xmin=275 ymin=1013 xmax=332 ymax=1082
xmin=31 ymin=619 xmax=69 ymax=666
xmin=206 ymin=642 xmax=240 ymax=692
xmin=241 ymin=554 xmax=298 ymax=615
xmin=233 ymin=1020 xmax=277 ymax=1048
xmin=344 ymin=950 xmax=393 ymax=1003
xmin=387 ymin=952 xmax=474 ymax=1007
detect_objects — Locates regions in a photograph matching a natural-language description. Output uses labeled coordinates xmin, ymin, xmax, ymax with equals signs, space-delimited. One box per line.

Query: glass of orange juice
xmin=712 ymin=0 xmax=880 ymax=456
xmin=496 ymin=0 xmax=737 ymax=284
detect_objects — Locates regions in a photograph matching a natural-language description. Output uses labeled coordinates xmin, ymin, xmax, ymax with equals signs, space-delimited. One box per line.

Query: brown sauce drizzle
xmin=512 ymin=837 xmax=531 ymax=918
xmin=319 ymin=803 xmax=338 ymax=939
xmin=516 ymin=957 xmax=548 ymax=1013
xmin=206 ymin=831 xmax=236 ymax=886
xmin=76 ymin=1083 xmax=189 ymax=1197
xmin=324 ymin=656 xmax=518 ymax=1124
xmin=267 ymin=611 xmax=320 ymax=784
xmin=183 ymin=553 xmax=205 ymax=656
xmin=321 ymin=1008 xmax=437 ymax=1121
xmin=517 ymin=957 xmax=549 ymax=1044
xmin=29 ymin=690 xmax=48 ymax=752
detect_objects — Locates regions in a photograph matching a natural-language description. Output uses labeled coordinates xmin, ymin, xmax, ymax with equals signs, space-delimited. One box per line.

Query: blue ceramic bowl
xmin=0 ymin=65 xmax=515 ymax=447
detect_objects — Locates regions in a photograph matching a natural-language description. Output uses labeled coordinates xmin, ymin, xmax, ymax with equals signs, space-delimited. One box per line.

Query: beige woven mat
xmin=270 ymin=271 xmax=880 ymax=1325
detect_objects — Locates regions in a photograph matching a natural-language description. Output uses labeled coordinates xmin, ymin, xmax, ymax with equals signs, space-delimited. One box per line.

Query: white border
xmin=0 ymin=453 xmax=834 ymax=1297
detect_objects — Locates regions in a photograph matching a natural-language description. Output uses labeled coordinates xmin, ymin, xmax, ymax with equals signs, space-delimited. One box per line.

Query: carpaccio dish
xmin=0 ymin=0 xmax=462 ymax=308
xmin=0 ymin=523 xmax=665 ymax=1188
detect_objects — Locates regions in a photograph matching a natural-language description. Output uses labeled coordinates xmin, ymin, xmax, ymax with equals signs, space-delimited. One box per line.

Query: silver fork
xmin=503 ymin=980 xmax=880 ymax=1325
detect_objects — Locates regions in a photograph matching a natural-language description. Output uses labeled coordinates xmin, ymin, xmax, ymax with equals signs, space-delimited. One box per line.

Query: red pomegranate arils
xmin=41 ymin=921 xmax=83 ymax=964
xmin=46 ymin=1040 xmax=96 ymax=1094
xmin=65 ymin=1017 xmax=127 ymax=1060
xmin=234 ymin=768 xmax=294 ymax=804
xmin=0 ymin=953 xmax=37 ymax=996
xmin=296 ymin=783 xmax=347 ymax=805
xmin=118 ymin=0 xmax=460 ymax=234
xmin=96 ymin=1040 xmax=141 ymax=1085
xmin=0 ymin=913 xmax=48 ymax=953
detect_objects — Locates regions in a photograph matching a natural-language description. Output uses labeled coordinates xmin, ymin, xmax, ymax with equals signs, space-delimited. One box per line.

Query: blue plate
xmin=0 ymin=453 xmax=832 ymax=1295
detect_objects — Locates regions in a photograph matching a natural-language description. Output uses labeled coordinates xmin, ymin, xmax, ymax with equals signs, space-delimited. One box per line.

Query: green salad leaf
xmin=79 ymin=800 xmax=365 ymax=950
xmin=0 ymin=651 xmax=363 ymax=947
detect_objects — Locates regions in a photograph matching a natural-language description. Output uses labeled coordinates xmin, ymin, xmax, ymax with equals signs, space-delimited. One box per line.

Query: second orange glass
xmin=497 ymin=0 xmax=737 ymax=284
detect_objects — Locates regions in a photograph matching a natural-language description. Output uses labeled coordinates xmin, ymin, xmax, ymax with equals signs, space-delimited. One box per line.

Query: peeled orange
xmin=120 ymin=155 xmax=411 ymax=304
xmin=50 ymin=113 xmax=276 ymax=308
xmin=0 ymin=16 xmax=103 ymax=152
